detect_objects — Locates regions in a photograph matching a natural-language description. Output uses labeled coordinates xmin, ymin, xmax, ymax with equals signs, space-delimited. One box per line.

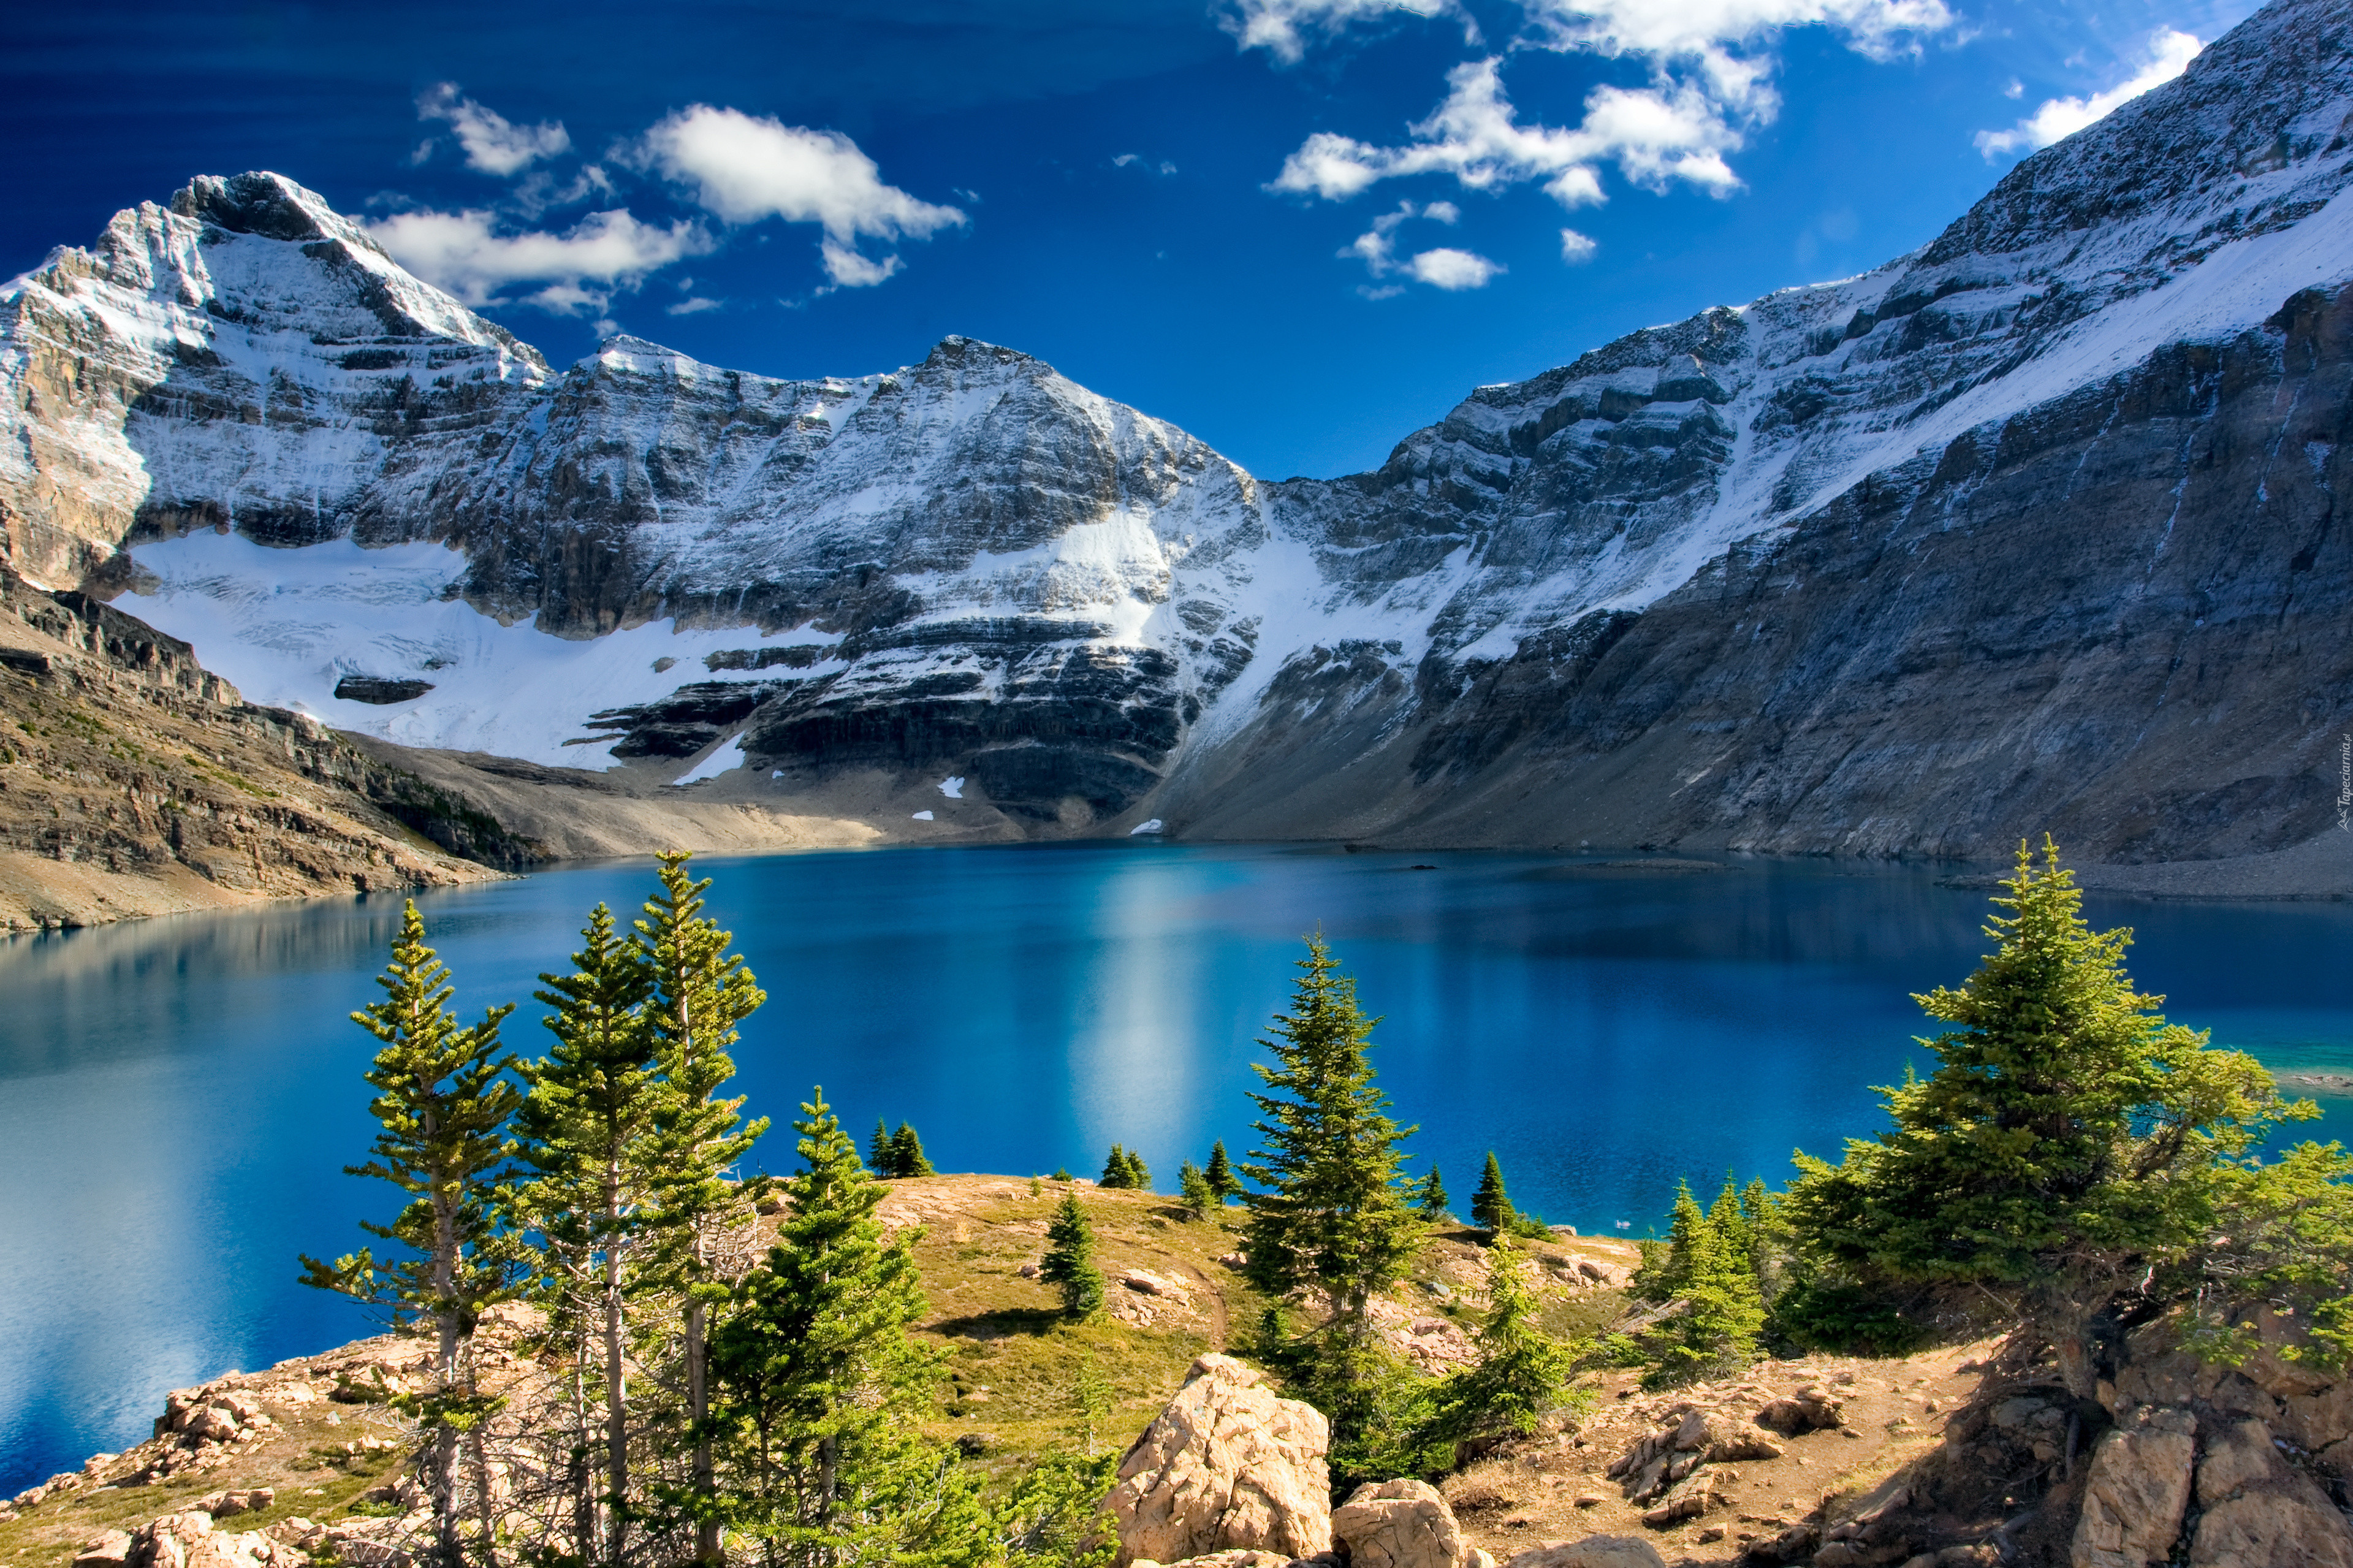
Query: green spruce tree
xmin=1427 ymin=1233 xmax=1575 ymax=1448
xmin=1204 ymin=1141 xmax=1239 ymax=1203
xmin=1470 ymin=1152 xmax=1515 ymax=1236
xmin=1099 ymin=1144 xmax=1131 ymax=1189
xmin=1649 ymin=1185 xmax=1767 ymax=1383
xmin=1179 ymin=1160 xmax=1216 ymax=1217
xmin=1239 ymin=934 xmax=1420 ymax=1316
xmin=511 ymin=902 xmax=666 ymax=1567
xmin=301 ymin=902 xmax=522 ymax=1568
xmin=1632 ymin=1179 xmax=1708 ymax=1304
xmin=1040 ymin=1190 xmax=1104 ymax=1318
xmin=707 ymin=1089 xmax=975 ymax=1567
xmin=1416 ymin=1164 xmax=1449 ymax=1221
xmin=890 ymin=1122 xmax=934 ymax=1178
xmin=1240 ymin=935 xmax=1422 ymax=1475
xmin=636 ymin=854 xmax=770 ymax=1565
xmin=869 ymin=1119 xmax=895 ymax=1178
xmin=1121 ymin=1147 xmax=1151 ymax=1192
xmin=1786 ymin=839 xmax=2297 ymax=1396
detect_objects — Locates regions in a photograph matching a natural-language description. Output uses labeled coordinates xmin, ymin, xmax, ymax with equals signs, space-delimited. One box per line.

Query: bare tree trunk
xmin=603 ymin=1163 xmax=629 ymax=1568
xmin=688 ymin=1290 xmax=717 ymax=1564
xmin=569 ymin=1353 xmax=598 ymax=1566
xmin=428 ymin=1108 xmax=467 ymax=1568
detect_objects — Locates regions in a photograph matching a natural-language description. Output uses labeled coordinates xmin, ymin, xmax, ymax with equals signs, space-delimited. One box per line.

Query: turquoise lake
xmin=4 ymin=842 xmax=2349 ymax=1492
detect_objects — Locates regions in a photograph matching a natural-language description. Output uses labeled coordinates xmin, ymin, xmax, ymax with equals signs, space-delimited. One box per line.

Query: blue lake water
xmin=4 ymin=842 xmax=2349 ymax=1492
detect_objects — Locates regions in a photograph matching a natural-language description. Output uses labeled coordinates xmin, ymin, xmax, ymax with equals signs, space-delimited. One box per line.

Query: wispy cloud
xmin=1271 ymin=56 xmax=1736 ymax=210
xmin=1113 ymin=153 xmax=1180 ymax=175
xmin=1265 ymin=0 xmax=1952 ymax=223
xmin=368 ymin=207 xmax=710 ymax=313
xmin=1559 ymin=227 xmax=1598 ymax=262
xmin=639 ymin=105 xmax=965 ymax=288
xmin=1220 ymin=0 xmax=1466 ymax=65
xmin=1974 ymin=28 xmax=2201 ymax=159
xmin=1341 ymin=199 xmax=1500 ymax=292
xmin=416 ymin=85 xmax=572 ymax=177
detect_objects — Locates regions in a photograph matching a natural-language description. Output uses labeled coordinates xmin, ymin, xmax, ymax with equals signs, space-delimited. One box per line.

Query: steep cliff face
xmin=1163 ymin=0 xmax=2353 ymax=859
xmin=0 ymin=568 xmax=531 ymax=931
xmin=1 ymin=0 xmax=2348 ymax=860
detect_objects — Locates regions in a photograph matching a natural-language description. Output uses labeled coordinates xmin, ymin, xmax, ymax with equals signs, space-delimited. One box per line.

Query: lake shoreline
xmin=10 ymin=822 xmax=2347 ymax=940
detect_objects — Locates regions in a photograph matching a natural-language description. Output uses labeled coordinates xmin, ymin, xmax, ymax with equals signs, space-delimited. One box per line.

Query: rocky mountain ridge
xmin=2 ymin=0 xmax=2349 ymax=864
xmin=0 ymin=568 xmax=528 ymax=931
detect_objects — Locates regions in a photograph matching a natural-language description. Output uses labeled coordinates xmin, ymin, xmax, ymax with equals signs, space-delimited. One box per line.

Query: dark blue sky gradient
xmin=1 ymin=0 xmax=2262 ymax=478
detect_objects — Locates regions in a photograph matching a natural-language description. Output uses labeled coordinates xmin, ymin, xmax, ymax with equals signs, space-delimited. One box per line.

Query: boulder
xmin=1668 ymin=1409 xmax=1783 ymax=1463
xmin=2070 ymin=1407 xmax=2197 ymax=1568
xmin=1755 ymin=1386 xmax=1843 ymax=1435
xmin=1499 ymin=1539 xmax=1666 ymax=1568
xmin=196 ymin=1491 xmax=274 ymax=1520
xmin=1121 ymin=1269 xmax=1193 ymax=1301
xmin=2186 ymin=1417 xmax=2353 ymax=1567
xmin=1637 ymin=1471 xmax=1719 ymax=1527
xmin=75 ymin=1531 xmax=134 ymax=1568
xmin=125 ymin=1510 xmax=304 ymax=1568
xmin=1106 ymin=1353 xmax=1332 ymax=1568
xmin=1332 ymin=1479 xmax=1476 ymax=1568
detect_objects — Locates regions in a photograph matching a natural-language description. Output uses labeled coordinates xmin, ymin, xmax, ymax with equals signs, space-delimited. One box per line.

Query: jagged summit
xmin=171 ymin=170 xmax=365 ymax=246
xmin=0 ymin=0 xmax=2347 ymax=862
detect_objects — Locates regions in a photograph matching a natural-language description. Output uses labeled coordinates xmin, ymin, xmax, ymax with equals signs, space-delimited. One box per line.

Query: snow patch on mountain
xmin=123 ymin=533 xmax=810 ymax=765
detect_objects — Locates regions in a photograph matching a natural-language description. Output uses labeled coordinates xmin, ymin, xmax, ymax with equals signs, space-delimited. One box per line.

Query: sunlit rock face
xmin=2 ymin=0 xmax=2349 ymax=851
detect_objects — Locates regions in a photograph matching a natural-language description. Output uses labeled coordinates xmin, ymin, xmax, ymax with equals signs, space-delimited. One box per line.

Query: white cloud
xmin=1221 ymin=0 xmax=1462 ymax=64
xmin=1408 ymin=247 xmax=1503 ymax=288
xmin=1113 ymin=153 xmax=1181 ymax=175
xmin=1341 ymin=200 xmax=1499 ymax=290
xmin=369 ymin=207 xmax=710 ymax=313
xmin=1559 ymin=227 xmax=1598 ymax=262
xmin=640 ymin=105 xmax=965 ymax=287
xmin=416 ymin=85 xmax=571 ymax=177
xmin=666 ymin=296 xmax=725 ymax=316
xmin=1974 ymin=28 xmax=2201 ymax=158
xmin=1271 ymin=56 xmax=1740 ymax=210
xmin=1522 ymin=0 xmax=1955 ymax=85
xmin=1265 ymin=0 xmax=1953 ymax=222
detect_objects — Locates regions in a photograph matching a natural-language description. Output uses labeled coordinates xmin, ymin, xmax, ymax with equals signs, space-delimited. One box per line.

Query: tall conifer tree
xmin=708 ymin=1089 xmax=969 ymax=1566
xmin=1239 ymin=934 xmax=1420 ymax=1329
xmin=637 ymin=854 xmax=769 ymax=1565
xmin=869 ymin=1120 xmax=894 ymax=1177
xmin=302 ymin=902 xmax=522 ymax=1568
xmin=1633 ymin=1179 xmax=1709 ymax=1304
xmin=514 ymin=902 xmax=666 ymax=1566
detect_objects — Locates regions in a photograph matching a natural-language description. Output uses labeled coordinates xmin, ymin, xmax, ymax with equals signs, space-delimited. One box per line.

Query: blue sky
xmin=1 ymin=0 xmax=2262 ymax=479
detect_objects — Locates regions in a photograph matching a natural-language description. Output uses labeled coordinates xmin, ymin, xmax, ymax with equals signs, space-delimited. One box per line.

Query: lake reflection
xmin=4 ymin=843 xmax=2348 ymax=1491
